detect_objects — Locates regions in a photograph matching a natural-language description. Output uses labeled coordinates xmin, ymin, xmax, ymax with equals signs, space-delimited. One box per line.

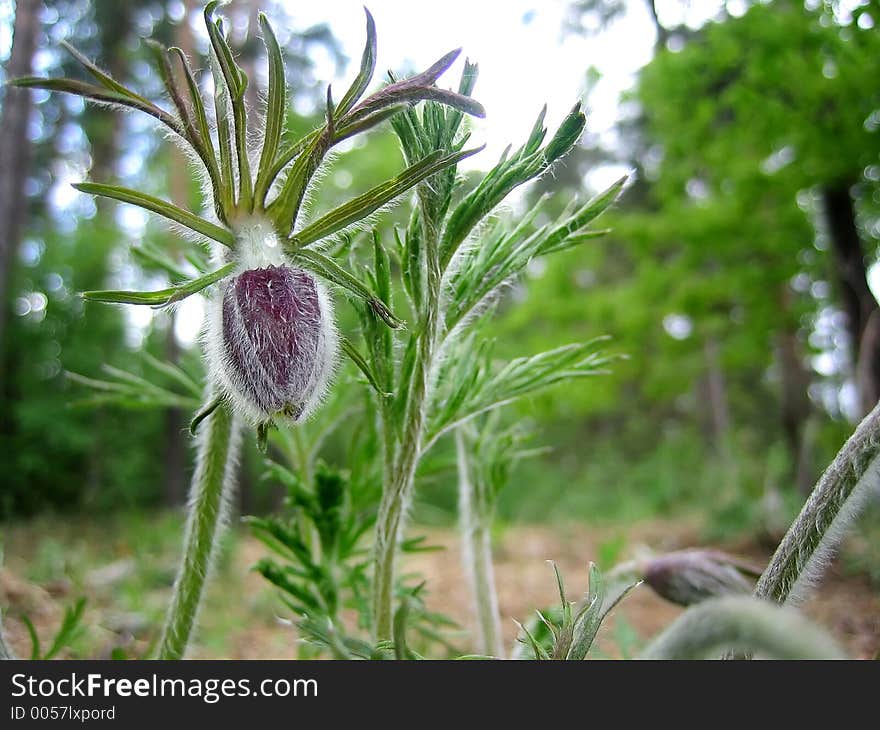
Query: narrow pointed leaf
xmin=210 ymin=51 xmax=236 ymax=214
xmin=567 ymin=563 xmax=605 ymax=660
xmin=513 ymin=619 xmax=549 ymax=660
xmin=140 ymin=352 xmax=202 ymax=397
xmin=205 ymin=4 xmax=252 ymax=207
xmin=393 ymin=596 xmax=413 ymax=660
xmin=83 ymin=262 xmax=235 ymax=307
xmin=544 ymin=102 xmax=587 ymax=162
xmin=11 ymin=77 xmax=182 ymax=134
xmin=335 ymin=8 xmax=377 ymax=117
xmin=73 ymin=183 xmax=234 ymax=247
xmin=333 ymin=104 xmax=408 ymax=144
xmin=264 ymin=129 xmax=321 ymax=200
xmin=290 ymin=146 xmax=482 ymax=248
xmin=254 ymin=13 xmax=286 ymax=206
xmin=290 ymin=249 xmax=403 ymax=329
xmin=340 ymin=337 xmax=390 ymax=396
xmin=168 ymin=47 xmax=225 ymax=222
xmin=130 ymin=243 xmax=192 ymax=281
xmin=60 ymin=41 xmax=152 ymax=105
xmin=145 ymin=40 xmax=197 ymax=141
xmin=539 ymin=176 xmax=627 ymax=255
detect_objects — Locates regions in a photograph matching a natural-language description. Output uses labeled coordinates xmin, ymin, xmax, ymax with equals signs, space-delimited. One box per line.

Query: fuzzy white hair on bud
xmin=203 ymin=216 xmax=339 ymax=425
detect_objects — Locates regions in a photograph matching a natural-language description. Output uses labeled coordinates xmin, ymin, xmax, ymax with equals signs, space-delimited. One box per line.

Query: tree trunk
xmin=0 ymin=0 xmax=41 ymax=387
xmin=703 ymin=336 xmax=731 ymax=448
xmin=822 ymin=182 xmax=880 ymax=415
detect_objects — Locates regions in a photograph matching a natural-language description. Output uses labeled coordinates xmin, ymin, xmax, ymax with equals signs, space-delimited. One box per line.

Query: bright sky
xmin=290 ymin=0 xmax=675 ymax=188
xmin=295 ymin=0 xmax=652 ymax=186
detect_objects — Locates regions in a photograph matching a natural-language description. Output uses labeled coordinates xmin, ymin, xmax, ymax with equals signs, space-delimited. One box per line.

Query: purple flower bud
xmin=210 ymin=264 xmax=337 ymax=422
xmin=642 ymin=550 xmax=760 ymax=607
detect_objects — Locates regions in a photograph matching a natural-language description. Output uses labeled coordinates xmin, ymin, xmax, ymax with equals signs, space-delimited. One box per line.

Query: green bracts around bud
xmin=72 ymin=183 xmax=235 ymax=247
xmin=83 ymin=263 xmax=236 ymax=308
xmin=288 ymin=147 xmax=482 ymax=249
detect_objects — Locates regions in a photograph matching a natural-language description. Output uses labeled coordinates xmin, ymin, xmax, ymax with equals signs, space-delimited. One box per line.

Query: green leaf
xmin=289 ymin=147 xmax=482 ymax=248
xmin=140 ymin=352 xmax=202 ymax=398
xmin=21 ymin=615 xmax=40 ymax=660
xmin=73 ymin=183 xmax=234 ymax=247
xmin=567 ymin=563 xmax=605 ymax=660
xmin=254 ymin=13 xmax=286 ymax=207
xmin=168 ymin=46 xmax=225 ymax=222
xmin=10 ymin=77 xmax=181 ymax=135
xmin=544 ymin=102 xmax=586 ymax=162
xmin=83 ymin=262 xmax=235 ymax=307
xmin=209 ymin=51 xmax=236 ymax=216
xmin=552 ymin=561 xmax=573 ymax=628
xmin=513 ymin=619 xmax=549 ymax=660
xmin=333 ymin=104 xmax=408 ymax=144
xmin=190 ymin=396 xmax=223 ymax=435
xmin=205 ymin=3 xmax=252 ymax=208
xmin=335 ymin=8 xmax=377 ymax=117
xmin=263 ymin=129 xmax=321 ymax=203
xmin=60 ymin=41 xmax=152 ymax=105
xmin=145 ymin=40 xmax=197 ymax=144
xmin=130 ymin=243 xmax=192 ymax=282
xmin=43 ymin=598 xmax=87 ymax=660
xmin=340 ymin=337 xmax=390 ymax=396
xmin=290 ymin=250 xmax=403 ymax=329
xmin=268 ymin=131 xmax=331 ymax=235
xmin=438 ymin=105 xmax=588 ymax=270
xmin=393 ymin=596 xmax=413 ymax=660
xmin=427 ymin=339 xmax=614 ymax=448
xmin=538 ymin=176 xmax=627 ymax=255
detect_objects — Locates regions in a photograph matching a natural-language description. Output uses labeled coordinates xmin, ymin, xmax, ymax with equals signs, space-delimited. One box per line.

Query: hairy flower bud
xmin=642 ymin=549 xmax=760 ymax=607
xmin=208 ymin=263 xmax=337 ymax=423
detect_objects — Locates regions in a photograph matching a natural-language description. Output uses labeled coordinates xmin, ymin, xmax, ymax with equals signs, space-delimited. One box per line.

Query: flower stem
xmin=158 ymin=399 xmax=240 ymax=659
xmin=456 ymin=429 xmax=504 ymax=657
xmin=372 ymin=335 xmax=433 ymax=640
xmin=755 ymin=401 xmax=880 ymax=604
xmin=640 ymin=596 xmax=844 ymax=659
xmin=372 ymin=219 xmax=442 ymax=641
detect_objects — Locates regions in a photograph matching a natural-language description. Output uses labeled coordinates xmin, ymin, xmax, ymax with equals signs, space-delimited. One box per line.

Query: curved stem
xmin=158 ymin=400 xmax=241 ymax=659
xmin=755 ymin=401 xmax=880 ymax=604
xmin=640 ymin=596 xmax=844 ymax=660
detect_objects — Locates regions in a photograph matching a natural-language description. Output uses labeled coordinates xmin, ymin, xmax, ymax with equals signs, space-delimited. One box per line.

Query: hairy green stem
xmin=456 ymin=430 xmax=504 ymax=657
xmin=372 ymin=327 xmax=435 ymax=640
xmin=640 ymin=596 xmax=844 ymax=659
xmin=372 ymin=221 xmax=443 ymax=641
xmin=158 ymin=400 xmax=241 ymax=659
xmin=755 ymin=401 xmax=880 ymax=604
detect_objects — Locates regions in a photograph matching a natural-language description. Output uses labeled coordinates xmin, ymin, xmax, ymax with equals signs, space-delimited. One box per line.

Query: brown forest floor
xmin=2 ymin=515 xmax=878 ymax=659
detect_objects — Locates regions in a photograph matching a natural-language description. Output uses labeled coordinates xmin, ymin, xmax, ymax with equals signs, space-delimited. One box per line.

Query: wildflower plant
xmin=12 ymin=0 xmax=876 ymax=662
xmin=15 ymin=1 xmax=489 ymax=659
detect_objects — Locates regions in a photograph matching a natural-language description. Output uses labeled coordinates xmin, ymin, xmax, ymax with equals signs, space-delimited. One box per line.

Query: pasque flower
xmin=16 ymin=1 xmax=483 ymax=430
xmin=215 ymin=263 xmax=335 ymax=422
xmin=15 ymin=0 xmax=485 ymax=659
